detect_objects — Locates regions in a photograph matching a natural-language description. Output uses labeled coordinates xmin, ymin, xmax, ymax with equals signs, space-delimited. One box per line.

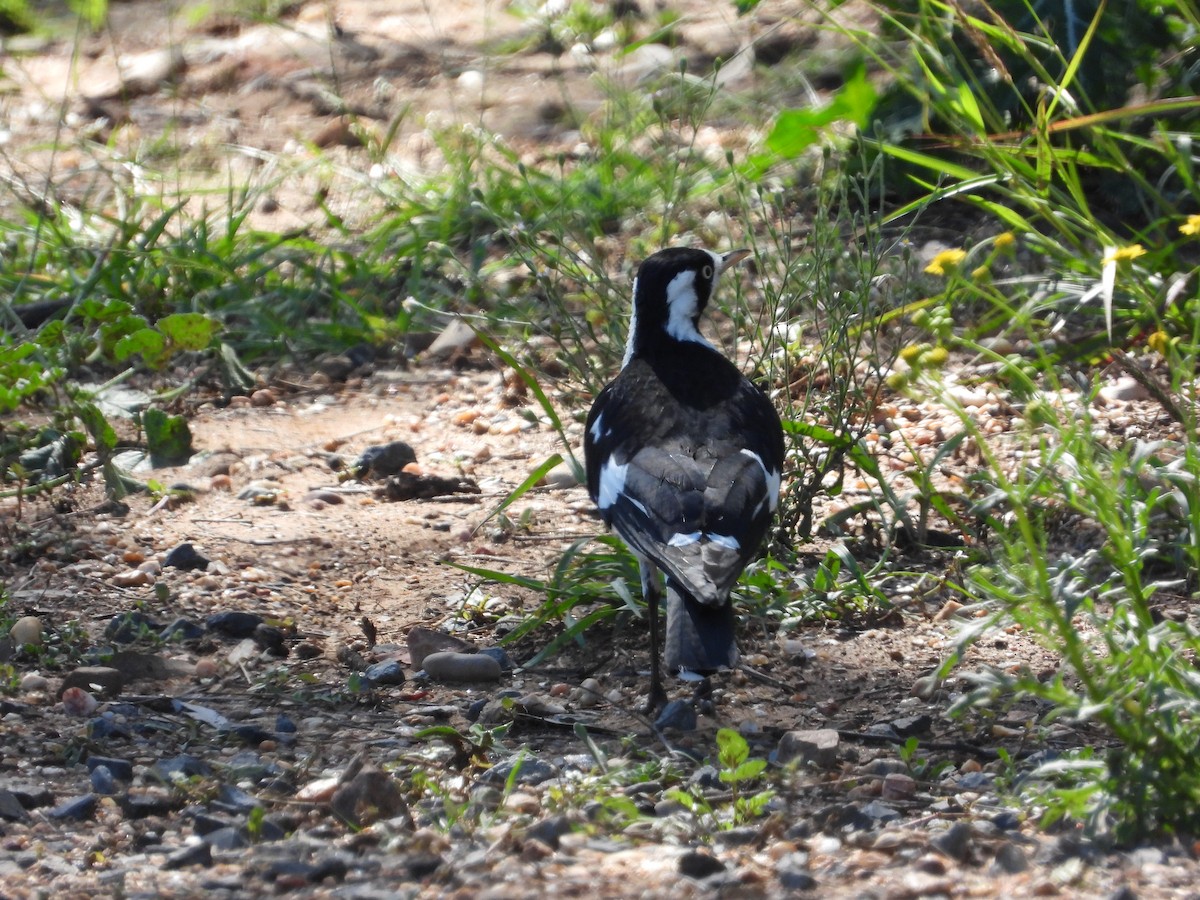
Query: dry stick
xmin=1109 ymin=348 xmax=1190 ymax=428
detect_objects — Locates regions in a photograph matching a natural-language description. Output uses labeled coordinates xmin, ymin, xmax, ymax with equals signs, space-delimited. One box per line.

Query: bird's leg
xmin=641 ymin=562 xmax=667 ymax=714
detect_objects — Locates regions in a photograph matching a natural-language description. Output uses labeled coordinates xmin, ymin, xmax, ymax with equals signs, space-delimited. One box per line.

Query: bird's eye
xmin=702 ymin=265 xmax=714 ymax=279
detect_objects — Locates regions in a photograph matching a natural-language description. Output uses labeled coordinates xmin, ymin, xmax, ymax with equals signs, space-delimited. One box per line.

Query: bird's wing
xmin=585 ymin=375 xmax=781 ymax=605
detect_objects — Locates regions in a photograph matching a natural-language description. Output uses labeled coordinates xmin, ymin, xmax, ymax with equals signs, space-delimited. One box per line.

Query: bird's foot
xmin=642 ymin=684 xmax=668 ymax=717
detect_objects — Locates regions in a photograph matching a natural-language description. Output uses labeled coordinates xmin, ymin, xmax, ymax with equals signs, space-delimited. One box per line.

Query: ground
xmin=2 ymin=1 xmax=1199 ymax=898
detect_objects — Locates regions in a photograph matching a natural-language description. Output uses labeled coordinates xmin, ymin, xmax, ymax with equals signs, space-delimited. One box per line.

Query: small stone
xmin=89 ymin=765 xmax=118 ymax=796
xmin=9 ymin=616 xmax=43 ymax=646
xmin=407 ymin=627 xmax=475 ymax=669
xmin=993 ymin=841 xmax=1029 ymax=874
xmin=253 ymin=624 xmax=289 ymax=657
xmin=194 ymin=657 xmax=219 ymax=678
xmin=48 ymin=794 xmax=98 ymax=821
xmin=573 ymin=677 xmax=603 ymax=707
xmin=162 ymin=842 xmax=212 ymax=870
xmin=477 ymin=756 xmax=558 ymax=787
xmin=111 ymin=569 xmax=154 ymax=587
xmin=0 ymin=789 xmax=28 ymax=822
xmin=364 ymin=660 xmax=406 ymax=686
xmin=20 ymin=673 xmax=48 ymax=692
xmin=653 ymin=699 xmax=697 ymax=732
xmin=1099 ymin=376 xmax=1150 ymax=404
xmin=161 ymin=617 xmax=205 ymax=642
xmin=354 ymin=441 xmax=418 ymax=479
xmin=524 ymin=814 xmax=572 ymax=850
xmin=860 ymin=800 xmax=901 ymax=824
xmin=678 ymin=849 xmax=725 ymax=879
xmin=206 ymin=611 xmax=265 ymax=638
xmin=163 ymin=543 xmax=210 ymax=571
xmin=86 ymin=756 xmax=134 ymax=781
xmin=477 ymin=646 xmax=514 ymax=671
xmin=891 ymin=715 xmax=932 ymax=737
xmin=249 ymin=388 xmax=276 ymax=407
xmin=776 ymin=728 xmax=839 ymax=768
xmin=422 ymin=651 xmax=502 ymax=683
xmin=912 ymin=674 xmax=940 ymax=700
xmin=541 ymin=460 xmax=581 ymax=489
xmin=931 ymin=821 xmax=973 ymax=862
xmin=880 ymin=772 xmax=917 ymax=801
xmin=105 ymin=611 xmax=163 ymax=643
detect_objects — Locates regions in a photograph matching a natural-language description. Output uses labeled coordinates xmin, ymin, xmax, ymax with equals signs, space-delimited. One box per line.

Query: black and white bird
xmin=584 ymin=247 xmax=785 ymax=710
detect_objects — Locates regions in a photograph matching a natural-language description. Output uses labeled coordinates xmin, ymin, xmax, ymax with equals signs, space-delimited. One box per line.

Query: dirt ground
xmin=3 ymin=1 xmax=1200 ymax=897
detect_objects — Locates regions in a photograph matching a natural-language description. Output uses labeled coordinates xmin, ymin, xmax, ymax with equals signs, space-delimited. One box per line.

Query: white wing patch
xmin=588 ymin=412 xmax=606 ymax=444
xmin=741 ymin=448 xmax=781 ymax=512
xmin=668 ymin=532 xmax=702 ymax=547
xmin=707 ymin=533 xmax=741 ymax=551
xmin=596 ymin=458 xmax=629 ymax=510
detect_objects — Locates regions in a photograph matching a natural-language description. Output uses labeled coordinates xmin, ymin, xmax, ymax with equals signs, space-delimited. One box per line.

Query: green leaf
xmin=142 ymin=407 xmax=194 ymax=466
xmin=75 ymin=400 xmax=118 ymax=455
xmin=765 ymin=64 xmax=877 ymax=158
xmin=716 ymin=727 xmax=749 ymax=768
xmin=731 ymin=759 xmax=767 ymax=781
xmin=114 ymin=328 xmax=166 ymax=366
xmin=157 ymin=313 xmax=218 ymax=351
xmin=68 ymin=0 xmax=107 ymax=28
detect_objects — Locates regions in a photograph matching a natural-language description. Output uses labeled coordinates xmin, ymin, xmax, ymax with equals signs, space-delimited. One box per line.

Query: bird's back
xmin=585 ymin=341 xmax=783 ymax=604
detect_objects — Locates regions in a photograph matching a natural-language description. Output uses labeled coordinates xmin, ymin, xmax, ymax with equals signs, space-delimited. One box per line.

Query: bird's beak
xmin=719 ymin=249 xmax=752 ymax=273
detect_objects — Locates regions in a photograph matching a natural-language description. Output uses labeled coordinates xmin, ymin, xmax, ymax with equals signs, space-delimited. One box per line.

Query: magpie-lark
xmin=584 ymin=247 xmax=785 ymax=710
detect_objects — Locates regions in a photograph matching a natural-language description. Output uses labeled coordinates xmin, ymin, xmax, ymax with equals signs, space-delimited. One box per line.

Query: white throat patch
xmin=664 ymin=269 xmax=715 ymax=350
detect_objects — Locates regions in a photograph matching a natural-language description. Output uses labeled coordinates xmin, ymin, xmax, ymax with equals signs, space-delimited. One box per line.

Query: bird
xmin=584 ymin=247 xmax=785 ymax=711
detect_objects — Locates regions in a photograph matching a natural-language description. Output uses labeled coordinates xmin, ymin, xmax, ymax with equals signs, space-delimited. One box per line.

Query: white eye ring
xmin=702 ymin=265 xmax=714 ymax=279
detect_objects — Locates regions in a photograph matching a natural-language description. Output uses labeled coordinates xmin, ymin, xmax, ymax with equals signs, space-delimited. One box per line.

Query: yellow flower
xmin=1101 ymin=244 xmax=1147 ymax=265
xmin=994 ymin=231 xmax=1015 ymax=250
xmin=970 ymin=265 xmax=990 ymax=281
xmin=925 ymin=248 xmax=967 ymax=276
xmin=1147 ymin=330 xmax=1172 ymax=355
xmin=1180 ymin=215 xmax=1200 ymax=236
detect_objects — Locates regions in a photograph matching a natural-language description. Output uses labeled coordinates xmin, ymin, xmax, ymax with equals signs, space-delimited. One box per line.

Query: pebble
xmin=422 ymin=651 xmax=502 ymax=683
xmin=48 ymin=794 xmax=98 ymax=821
xmin=881 ymin=772 xmax=917 ymax=801
xmin=9 ymin=616 xmax=43 ymax=646
xmin=1099 ymin=376 xmax=1150 ymax=403
xmin=678 ymin=849 xmax=725 ymax=879
xmin=931 ymin=821 xmax=973 ymax=861
xmin=163 ymin=542 xmax=210 ymax=571
xmin=206 ymin=611 xmax=265 ymax=638
xmin=364 ymin=660 xmax=406 ymax=686
xmin=111 ymin=569 xmax=155 ymax=587
xmin=19 ymin=673 xmax=48 ymax=692
xmin=776 ymin=728 xmax=839 ymax=768
xmin=654 ymin=699 xmax=697 ymax=732
xmin=407 ymin=626 xmax=475 ymax=669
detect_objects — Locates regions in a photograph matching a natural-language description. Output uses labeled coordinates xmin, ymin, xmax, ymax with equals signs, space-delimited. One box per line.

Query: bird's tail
xmin=663 ymin=578 xmax=738 ymax=673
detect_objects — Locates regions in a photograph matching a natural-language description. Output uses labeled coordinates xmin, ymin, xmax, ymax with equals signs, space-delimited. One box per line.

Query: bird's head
xmin=623 ymin=247 xmax=751 ymax=367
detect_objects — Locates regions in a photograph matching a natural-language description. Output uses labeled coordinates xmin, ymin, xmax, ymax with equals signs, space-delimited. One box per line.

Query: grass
xmin=4 ymin=0 xmax=1200 ymax=847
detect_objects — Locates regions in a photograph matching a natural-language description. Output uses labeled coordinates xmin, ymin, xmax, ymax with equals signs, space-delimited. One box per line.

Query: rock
xmin=423 ymin=319 xmax=478 ymax=360
xmin=86 ymin=756 xmax=134 ymax=782
xmin=364 ymin=660 xmax=406 ymax=686
xmin=477 ymin=646 xmax=514 ymax=671
xmin=9 ymin=616 xmax=43 ymax=646
xmin=891 ymin=714 xmax=932 ymax=737
xmin=931 ymin=821 xmax=973 ymax=862
xmin=89 ymin=766 xmax=118 ymax=796
xmin=331 ymin=766 xmax=410 ymax=828
xmin=19 ymin=672 xmax=48 ymax=692
xmin=163 ymin=542 xmax=210 ymax=571
xmin=860 ymin=800 xmax=901 ymax=824
xmin=572 ymin=677 xmax=604 ymax=707
xmin=354 ymin=441 xmax=418 ymax=479
xmin=111 ymin=569 xmax=155 ymax=588
xmin=422 ymin=651 xmax=502 ymax=683
xmin=653 ymin=699 xmax=697 ymax=732
xmin=0 ymin=790 xmax=29 ymax=822
xmin=162 ymin=841 xmax=212 ymax=870
xmin=478 ymin=756 xmax=558 ymax=787
xmin=60 ymin=667 xmax=125 ymax=699
xmin=85 ymin=48 xmax=186 ymax=103
xmin=202 ymin=826 xmax=249 ymax=850
xmin=993 ymin=841 xmax=1029 ymax=874
xmin=206 ymin=611 xmax=265 ymax=638
xmin=881 ymin=772 xmax=917 ymax=801
xmin=678 ymin=848 xmax=725 ymax=879
xmin=48 ymin=794 xmax=98 ymax=821
xmin=407 ymin=627 xmax=475 ymax=669
xmin=541 ymin=460 xmax=582 ymax=489
xmin=161 ymin=617 xmax=206 ymax=642
xmin=524 ymin=814 xmax=572 ymax=850
xmin=776 ymin=728 xmax=839 ymax=768
xmin=253 ymin=624 xmax=289 ymax=657
xmin=1099 ymin=376 xmax=1151 ymax=403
